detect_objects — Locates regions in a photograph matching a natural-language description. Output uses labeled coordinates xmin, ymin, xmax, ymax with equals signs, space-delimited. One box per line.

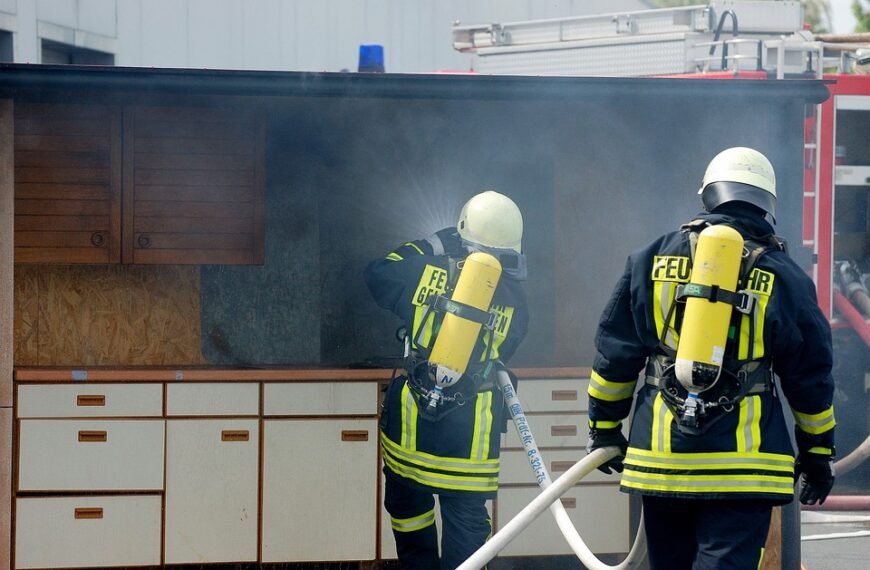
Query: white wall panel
xmin=0 ymin=0 xmax=16 ymax=15
xmin=139 ymin=0 xmax=188 ymax=67
xmin=37 ymin=0 xmax=76 ymax=29
xmin=188 ymin=0 xmax=235 ymax=69
xmin=78 ymin=0 xmax=117 ymax=37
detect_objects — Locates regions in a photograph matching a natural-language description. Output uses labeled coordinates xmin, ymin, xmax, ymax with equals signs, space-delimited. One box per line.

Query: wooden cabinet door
xmin=14 ymin=103 xmax=122 ymax=263
xmin=261 ymin=418 xmax=378 ymax=562
xmin=123 ymin=105 xmax=265 ymax=264
xmin=164 ymin=419 xmax=260 ymax=563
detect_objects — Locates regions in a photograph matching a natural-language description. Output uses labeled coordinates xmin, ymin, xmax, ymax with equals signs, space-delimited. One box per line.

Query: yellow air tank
xmin=429 ymin=251 xmax=502 ymax=391
xmin=675 ymin=224 xmax=744 ymax=393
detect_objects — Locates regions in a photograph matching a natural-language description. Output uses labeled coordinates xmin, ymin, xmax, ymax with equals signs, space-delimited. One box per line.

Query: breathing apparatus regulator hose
xmin=455 ymin=371 xmax=647 ymax=570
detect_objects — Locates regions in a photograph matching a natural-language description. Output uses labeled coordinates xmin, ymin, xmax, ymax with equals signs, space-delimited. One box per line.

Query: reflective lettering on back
xmin=744 ymin=268 xmax=775 ymax=296
xmin=651 ymin=256 xmax=691 ymax=283
xmin=413 ymin=265 xmax=449 ymax=306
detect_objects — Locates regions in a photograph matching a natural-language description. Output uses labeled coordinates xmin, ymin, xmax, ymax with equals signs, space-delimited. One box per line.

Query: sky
xmin=830 ymin=0 xmax=860 ymax=33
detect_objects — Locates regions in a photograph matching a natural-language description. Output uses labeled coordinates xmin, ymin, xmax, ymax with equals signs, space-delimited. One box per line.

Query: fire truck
xmin=453 ymin=0 xmax=870 ymax=483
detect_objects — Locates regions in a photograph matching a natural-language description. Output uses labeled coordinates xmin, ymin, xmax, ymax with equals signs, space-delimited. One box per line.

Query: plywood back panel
xmin=13 ymin=265 xmax=205 ymax=366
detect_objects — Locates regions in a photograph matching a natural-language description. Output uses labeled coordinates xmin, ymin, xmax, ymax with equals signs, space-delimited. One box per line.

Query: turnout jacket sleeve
xmin=767 ymin=258 xmax=836 ymax=456
xmin=588 ymin=257 xmax=650 ymax=428
xmin=364 ymin=238 xmax=433 ymax=314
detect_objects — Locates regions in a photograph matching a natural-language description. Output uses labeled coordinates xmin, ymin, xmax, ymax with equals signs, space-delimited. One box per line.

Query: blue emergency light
xmin=358 ymin=44 xmax=385 ymax=73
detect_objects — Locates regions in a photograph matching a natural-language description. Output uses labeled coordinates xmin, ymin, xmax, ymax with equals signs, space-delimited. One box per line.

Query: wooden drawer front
xmin=15 ymin=495 xmax=162 ymax=569
xmin=263 ymin=382 xmax=378 ymax=416
xmin=17 ymin=384 xmax=162 ymax=418
xmin=495 ymin=486 xmax=629 ymax=557
xmin=513 ymin=378 xmax=590 ymax=413
xmin=503 ymin=413 xmax=587 ymax=449
xmin=14 ymin=103 xmax=122 ymax=264
xmin=18 ymin=420 xmax=165 ymax=491
xmin=125 ymin=105 xmax=265 ymax=265
xmin=499 ymin=448 xmax=613 ymax=485
xmin=166 ymin=383 xmax=259 ymax=416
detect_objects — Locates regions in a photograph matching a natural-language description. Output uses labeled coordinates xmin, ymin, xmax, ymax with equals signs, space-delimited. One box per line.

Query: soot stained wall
xmin=199 ymin=88 xmax=809 ymax=368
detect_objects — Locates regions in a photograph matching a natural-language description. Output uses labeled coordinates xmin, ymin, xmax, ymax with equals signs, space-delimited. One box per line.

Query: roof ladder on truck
xmin=451 ymin=1 xmax=806 ymax=77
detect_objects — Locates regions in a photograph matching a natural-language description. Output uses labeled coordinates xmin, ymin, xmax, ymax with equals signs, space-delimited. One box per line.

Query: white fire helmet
xmin=457 ymin=190 xmax=523 ymax=253
xmin=698 ymin=147 xmax=777 ymax=222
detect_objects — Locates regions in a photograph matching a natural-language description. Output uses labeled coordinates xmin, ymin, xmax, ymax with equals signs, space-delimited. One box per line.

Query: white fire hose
xmin=455 ymin=371 xmax=647 ymax=570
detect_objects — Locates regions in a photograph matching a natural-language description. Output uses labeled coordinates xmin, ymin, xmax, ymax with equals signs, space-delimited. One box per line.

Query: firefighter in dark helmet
xmin=365 ymin=190 xmax=529 ymax=570
xmin=586 ymin=148 xmax=836 ymax=570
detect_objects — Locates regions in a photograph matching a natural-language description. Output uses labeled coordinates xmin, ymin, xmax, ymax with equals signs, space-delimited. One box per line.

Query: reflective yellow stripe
xmin=381 ymin=432 xmax=499 ymax=472
xmin=386 ymin=252 xmax=402 ymax=261
xmin=588 ymin=371 xmax=636 ymax=402
xmin=406 ymin=242 xmax=425 ymax=255
xmin=793 ymin=406 xmax=836 ymax=435
xmin=382 ymin=452 xmax=499 ymax=492
xmin=390 ymin=509 xmax=436 ymax=533
xmin=652 ymin=281 xmax=679 ymax=350
xmin=621 ymin=470 xmax=794 ymax=495
xmin=400 ymin=383 xmax=417 ymax=450
xmin=479 ymin=305 xmax=514 ymax=362
xmin=588 ymin=419 xmax=621 ymax=430
xmin=736 ymin=396 xmax=762 ymax=453
xmin=470 ymin=391 xmax=493 ymax=461
xmin=757 ymin=547 xmax=765 ymax=570
xmin=808 ymin=446 xmax=833 ymax=455
xmin=626 ymin=448 xmax=794 ymax=471
xmin=651 ymin=393 xmax=672 ymax=454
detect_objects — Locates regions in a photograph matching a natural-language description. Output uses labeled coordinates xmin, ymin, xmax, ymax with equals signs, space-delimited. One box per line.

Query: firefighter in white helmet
xmin=585 ymin=147 xmax=836 ymax=569
xmin=365 ymin=190 xmax=529 ymax=569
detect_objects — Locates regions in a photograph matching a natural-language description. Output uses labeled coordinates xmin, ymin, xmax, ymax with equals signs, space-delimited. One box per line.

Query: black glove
xmin=795 ymin=453 xmax=835 ymax=505
xmin=587 ymin=428 xmax=628 ymax=475
xmin=434 ymin=227 xmax=464 ymax=257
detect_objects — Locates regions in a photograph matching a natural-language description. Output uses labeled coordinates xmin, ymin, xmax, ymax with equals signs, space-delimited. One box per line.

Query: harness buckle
xmin=735 ymin=291 xmax=757 ymax=315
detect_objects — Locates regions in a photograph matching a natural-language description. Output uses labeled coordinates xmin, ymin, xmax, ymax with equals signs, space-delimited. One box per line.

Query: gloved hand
xmin=795 ymin=453 xmax=835 ymax=505
xmin=434 ymin=227 xmax=464 ymax=257
xmin=587 ymin=428 xmax=628 ymax=474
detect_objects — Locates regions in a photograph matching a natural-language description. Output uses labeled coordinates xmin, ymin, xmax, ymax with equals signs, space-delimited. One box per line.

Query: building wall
xmin=0 ymin=0 xmax=652 ymax=71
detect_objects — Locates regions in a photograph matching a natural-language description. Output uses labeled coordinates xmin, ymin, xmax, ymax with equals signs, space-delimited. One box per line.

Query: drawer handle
xmin=560 ymin=497 xmax=577 ymax=509
xmin=78 ymin=430 xmax=107 ymax=442
xmin=551 ymin=390 xmax=578 ymax=401
xmin=221 ymin=430 xmax=250 ymax=442
xmin=75 ymin=507 xmax=103 ymax=519
xmin=551 ymin=425 xmax=577 ymax=437
xmin=77 ymin=395 xmax=106 ymax=407
xmin=341 ymin=430 xmax=369 ymax=442
xmin=551 ymin=461 xmax=575 ymax=473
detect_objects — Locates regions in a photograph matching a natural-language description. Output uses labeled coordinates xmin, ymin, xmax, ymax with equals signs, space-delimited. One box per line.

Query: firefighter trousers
xmin=642 ymin=495 xmax=773 ymax=570
xmin=384 ymin=474 xmax=491 ymax=570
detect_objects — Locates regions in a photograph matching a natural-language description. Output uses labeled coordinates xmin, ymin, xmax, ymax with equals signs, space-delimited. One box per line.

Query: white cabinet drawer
xmin=18 ymin=419 xmax=165 ymax=491
xmin=499 ymin=448 xmax=613 ymax=485
xmin=17 ymin=384 xmax=162 ymax=418
xmin=495 ymin=486 xmax=629 ymax=556
xmin=15 ymin=495 xmax=162 ymax=569
xmin=503 ymin=413 xmax=587 ymax=449
xmin=263 ymin=382 xmax=378 ymax=416
xmin=166 ymin=383 xmax=259 ymax=416
xmin=514 ymin=379 xmax=589 ymax=413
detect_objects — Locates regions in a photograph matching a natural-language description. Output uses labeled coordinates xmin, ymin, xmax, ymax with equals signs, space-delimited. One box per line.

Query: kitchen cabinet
xmin=13 ymin=103 xmax=265 ymax=265
xmin=164 ymin=383 xmax=260 ymax=564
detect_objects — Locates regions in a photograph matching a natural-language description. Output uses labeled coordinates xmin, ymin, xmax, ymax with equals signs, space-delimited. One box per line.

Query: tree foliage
xmin=854 ymin=0 xmax=870 ymax=33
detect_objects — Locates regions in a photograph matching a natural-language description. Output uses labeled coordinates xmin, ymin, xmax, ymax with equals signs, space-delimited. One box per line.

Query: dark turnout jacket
xmin=587 ymin=211 xmax=835 ymax=503
xmin=366 ymin=235 xmax=528 ymax=497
